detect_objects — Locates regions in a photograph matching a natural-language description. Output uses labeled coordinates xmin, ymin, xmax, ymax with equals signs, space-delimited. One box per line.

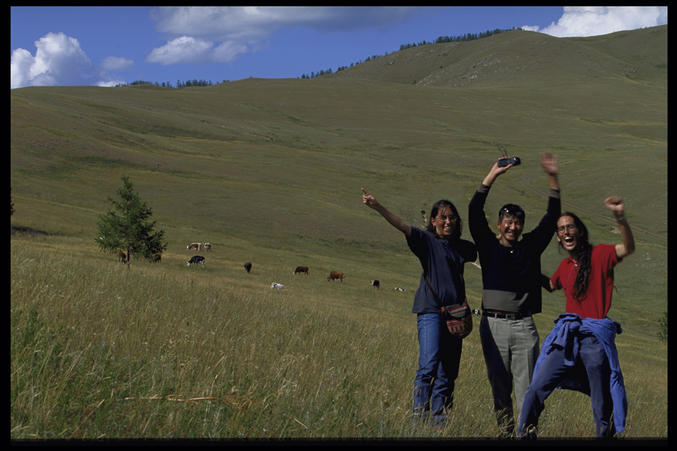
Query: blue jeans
xmin=413 ymin=312 xmax=462 ymax=418
xmin=518 ymin=334 xmax=614 ymax=438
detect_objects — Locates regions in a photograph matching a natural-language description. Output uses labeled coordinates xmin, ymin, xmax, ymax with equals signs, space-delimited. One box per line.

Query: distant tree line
xmin=301 ymin=27 xmax=517 ymax=80
xmin=114 ymin=27 xmax=518 ymax=86
xmin=116 ymin=79 xmax=229 ymax=89
xmin=402 ymin=27 xmax=516 ymax=50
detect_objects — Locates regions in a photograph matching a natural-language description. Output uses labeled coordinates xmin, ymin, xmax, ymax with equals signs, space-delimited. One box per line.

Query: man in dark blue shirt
xmin=468 ymin=152 xmax=560 ymax=437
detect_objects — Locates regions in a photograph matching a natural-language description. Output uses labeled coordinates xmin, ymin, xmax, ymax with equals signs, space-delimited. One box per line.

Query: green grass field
xmin=11 ymin=26 xmax=666 ymax=439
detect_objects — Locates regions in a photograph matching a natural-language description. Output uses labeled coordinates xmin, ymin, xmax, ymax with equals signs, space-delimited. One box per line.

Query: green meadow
xmin=11 ymin=27 xmax=666 ymax=439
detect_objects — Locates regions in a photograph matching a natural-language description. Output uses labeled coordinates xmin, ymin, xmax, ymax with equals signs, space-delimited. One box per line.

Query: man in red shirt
xmin=517 ymin=196 xmax=635 ymax=438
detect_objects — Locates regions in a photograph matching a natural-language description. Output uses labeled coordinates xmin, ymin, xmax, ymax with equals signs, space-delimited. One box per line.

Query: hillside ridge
xmin=330 ymin=25 xmax=666 ymax=88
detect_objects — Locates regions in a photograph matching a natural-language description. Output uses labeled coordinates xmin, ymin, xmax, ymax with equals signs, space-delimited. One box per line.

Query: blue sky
xmin=10 ymin=6 xmax=668 ymax=89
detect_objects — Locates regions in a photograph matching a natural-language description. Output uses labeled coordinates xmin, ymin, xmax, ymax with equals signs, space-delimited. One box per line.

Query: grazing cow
xmin=187 ymin=242 xmax=202 ymax=251
xmin=244 ymin=262 xmax=252 ymax=273
xmin=187 ymin=255 xmax=205 ymax=266
xmin=271 ymin=282 xmax=284 ymax=290
xmin=294 ymin=266 xmax=309 ymax=275
xmin=204 ymin=242 xmax=212 ymax=252
xmin=150 ymin=253 xmax=161 ymax=263
xmin=117 ymin=250 xmax=127 ymax=264
xmin=327 ymin=271 xmax=344 ymax=282
xmin=371 ymin=279 xmax=380 ymax=289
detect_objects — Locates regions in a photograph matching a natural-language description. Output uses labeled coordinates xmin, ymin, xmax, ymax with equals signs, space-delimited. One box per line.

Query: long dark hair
xmin=559 ymin=212 xmax=593 ymax=302
xmin=426 ymin=199 xmax=462 ymax=241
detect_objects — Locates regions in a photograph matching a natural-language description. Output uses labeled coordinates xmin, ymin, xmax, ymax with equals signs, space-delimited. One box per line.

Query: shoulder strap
xmin=423 ymin=274 xmax=444 ymax=305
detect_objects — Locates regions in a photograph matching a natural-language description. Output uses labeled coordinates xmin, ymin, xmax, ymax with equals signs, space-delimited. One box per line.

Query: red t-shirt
xmin=551 ymin=244 xmax=621 ymax=319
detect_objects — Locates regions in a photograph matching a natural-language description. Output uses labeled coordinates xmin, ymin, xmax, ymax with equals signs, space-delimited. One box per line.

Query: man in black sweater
xmin=468 ymin=152 xmax=560 ymax=437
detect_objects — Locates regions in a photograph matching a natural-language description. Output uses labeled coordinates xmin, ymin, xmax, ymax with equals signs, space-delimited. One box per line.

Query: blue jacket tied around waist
xmin=535 ymin=313 xmax=627 ymax=433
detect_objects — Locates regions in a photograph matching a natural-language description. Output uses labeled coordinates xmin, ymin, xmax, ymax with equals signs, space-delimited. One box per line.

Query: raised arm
xmin=605 ymin=196 xmax=635 ymax=259
xmin=362 ymin=187 xmax=411 ymax=237
xmin=481 ymin=159 xmax=514 ymax=187
xmin=540 ymin=151 xmax=560 ymax=191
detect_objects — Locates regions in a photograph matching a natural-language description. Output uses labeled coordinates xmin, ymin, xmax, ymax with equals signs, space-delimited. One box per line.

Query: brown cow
xmin=117 ymin=250 xmax=127 ymax=263
xmin=294 ymin=266 xmax=309 ymax=275
xmin=150 ymin=253 xmax=161 ymax=263
xmin=327 ymin=271 xmax=344 ymax=282
xmin=187 ymin=242 xmax=202 ymax=251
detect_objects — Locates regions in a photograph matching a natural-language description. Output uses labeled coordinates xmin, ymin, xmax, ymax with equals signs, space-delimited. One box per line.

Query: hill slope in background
xmin=332 ymin=26 xmax=667 ymax=88
xmin=11 ymin=26 xmax=666 ymax=337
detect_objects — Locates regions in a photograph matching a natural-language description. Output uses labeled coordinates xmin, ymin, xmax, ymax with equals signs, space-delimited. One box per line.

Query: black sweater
xmin=468 ymin=184 xmax=560 ymax=314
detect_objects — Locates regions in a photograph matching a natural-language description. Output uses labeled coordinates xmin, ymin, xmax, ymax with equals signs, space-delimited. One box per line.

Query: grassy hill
xmin=332 ymin=26 xmax=667 ymax=88
xmin=10 ymin=26 xmax=667 ymax=439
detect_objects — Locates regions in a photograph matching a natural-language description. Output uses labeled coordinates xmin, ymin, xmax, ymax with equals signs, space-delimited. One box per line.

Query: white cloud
xmin=10 ymin=48 xmax=34 ymax=89
xmin=146 ymin=35 xmax=250 ymax=65
xmin=97 ymin=80 xmax=126 ymax=88
xmin=522 ymin=6 xmax=667 ymax=37
xmin=212 ymin=40 xmax=249 ymax=63
xmin=146 ymin=36 xmax=218 ymax=65
xmin=10 ymin=32 xmax=132 ymax=89
xmin=147 ymin=6 xmax=415 ymax=65
xmin=100 ymin=56 xmax=134 ymax=72
xmin=151 ymin=6 xmax=414 ymax=39
xmin=11 ymin=32 xmax=95 ymax=89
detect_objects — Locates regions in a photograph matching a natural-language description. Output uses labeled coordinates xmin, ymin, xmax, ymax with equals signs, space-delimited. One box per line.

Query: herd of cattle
xmin=115 ymin=241 xmax=406 ymax=292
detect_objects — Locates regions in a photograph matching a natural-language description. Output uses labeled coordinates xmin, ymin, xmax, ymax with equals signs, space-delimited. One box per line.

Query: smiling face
xmin=431 ymin=206 xmax=458 ymax=239
xmin=497 ymin=214 xmax=523 ymax=246
xmin=556 ymin=215 xmax=580 ymax=253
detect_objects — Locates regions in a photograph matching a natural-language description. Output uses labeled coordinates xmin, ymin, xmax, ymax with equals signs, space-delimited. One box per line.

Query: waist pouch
xmin=441 ymin=300 xmax=473 ymax=339
xmin=424 ymin=275 xmax=473 ymax=339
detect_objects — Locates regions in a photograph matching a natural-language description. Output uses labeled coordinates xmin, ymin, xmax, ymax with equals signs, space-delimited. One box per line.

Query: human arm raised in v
xmin=361 ymin=187 xmax=411 ymax=237
xmin=605 ymin=196 xmax=635 ymax=259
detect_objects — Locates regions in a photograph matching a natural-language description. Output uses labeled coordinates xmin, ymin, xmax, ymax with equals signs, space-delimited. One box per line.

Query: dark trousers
xmin=518 ymin=334 xmax=615 ymax=438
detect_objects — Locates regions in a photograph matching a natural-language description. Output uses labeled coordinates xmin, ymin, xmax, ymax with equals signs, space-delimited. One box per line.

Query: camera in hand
xmin=495 ymin=144 xmax=520 ymax=167
xmin=497 ymin=156 xmax=521 ymax=167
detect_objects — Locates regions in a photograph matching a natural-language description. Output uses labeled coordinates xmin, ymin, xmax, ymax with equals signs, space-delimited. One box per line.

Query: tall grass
xmin=10 ymin=27 xmax=666 ymax=440
xmin=11 ymin=237 xmax=667 ymax=439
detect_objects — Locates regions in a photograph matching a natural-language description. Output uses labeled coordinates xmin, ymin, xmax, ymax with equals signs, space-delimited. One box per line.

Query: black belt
xmin=482 ymin=310 xmax=532 ymax=320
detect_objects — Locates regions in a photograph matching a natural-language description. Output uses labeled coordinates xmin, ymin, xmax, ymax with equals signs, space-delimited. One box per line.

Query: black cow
xmin=244 ymin=262 xmax=252 ymax=273
xmin=371 ymin=280 xmax=380 ymax=289
xmin=187 ymin=255 xmax=205 ymax=266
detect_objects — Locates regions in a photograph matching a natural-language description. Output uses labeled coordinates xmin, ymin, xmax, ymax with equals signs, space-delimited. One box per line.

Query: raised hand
xmin=361 ymin=187 xmax=411 ymax=236
xmin=540 ymin=151 xmax=559 ymax=176
xmin=361 ymin=187 xmax=379 ymax=209
xmin=604 ymin=196 xmax=625 ymax=216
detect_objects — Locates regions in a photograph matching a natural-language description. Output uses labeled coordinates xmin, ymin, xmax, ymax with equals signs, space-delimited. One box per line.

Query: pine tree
xmin=96 ymin=176 xmax=167 ymax=265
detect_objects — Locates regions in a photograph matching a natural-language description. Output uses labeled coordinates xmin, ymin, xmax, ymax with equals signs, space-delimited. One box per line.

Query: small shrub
xmin=658 ymin=311 xmax=667 ymax=342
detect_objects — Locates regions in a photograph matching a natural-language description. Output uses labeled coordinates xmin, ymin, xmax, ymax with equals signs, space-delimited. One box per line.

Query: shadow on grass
xmin=11 ymin=225 xmax=52 ymax=237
